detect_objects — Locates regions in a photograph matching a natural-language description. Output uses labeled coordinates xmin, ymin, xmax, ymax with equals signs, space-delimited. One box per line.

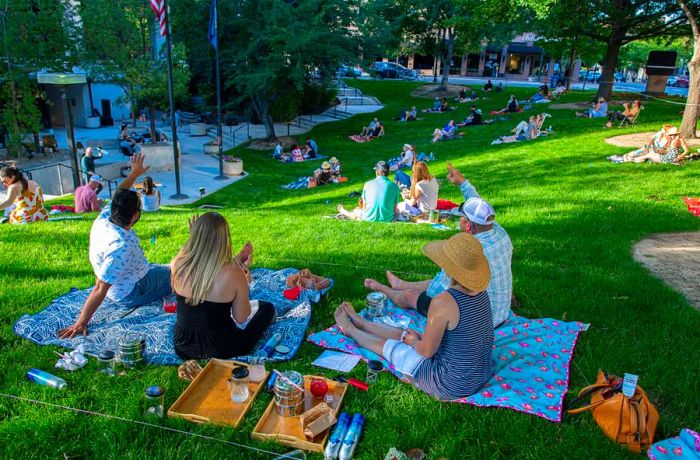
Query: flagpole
xmin=213 ymin=0 xmax=227 ymax=180
xmin=164 ymin=0 xmax=187 ymax=199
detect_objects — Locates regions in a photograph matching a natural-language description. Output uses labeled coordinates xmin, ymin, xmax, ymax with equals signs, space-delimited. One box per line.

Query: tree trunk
xmin=149 ymin=104 xmax=157 ymax=142
xmin=566 ymin=48 xmax=576 ymax=91
xmin=438 ymin=28 xmax=455 ymax=91
xmin=252 ymin=92 xmax=276 ymax=142
xmin=679 ymin=0 xmax=699 ymax=139
xmin=596 ymin=27 xmax=625 ymax=101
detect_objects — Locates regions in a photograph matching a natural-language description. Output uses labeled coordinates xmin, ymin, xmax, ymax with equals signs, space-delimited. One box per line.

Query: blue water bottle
xmin=26 ymin=368 xmax=67 ymax=389
xmin=324 ymin=412 xmax=351 ymax=459
xmin=259 ymin=332 xmax=283 ymax=357
xmin=338 ymin=413 xmax=365 ymax=460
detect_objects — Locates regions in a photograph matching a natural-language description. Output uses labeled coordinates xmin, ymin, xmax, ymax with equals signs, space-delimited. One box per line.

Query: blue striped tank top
xmin=414 ymin=288 xmax=493 ymax=400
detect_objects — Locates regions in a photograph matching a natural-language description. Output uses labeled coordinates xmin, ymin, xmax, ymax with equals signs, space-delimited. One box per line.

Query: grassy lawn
xmin=1 ymin=80 xmax=699 ymax=459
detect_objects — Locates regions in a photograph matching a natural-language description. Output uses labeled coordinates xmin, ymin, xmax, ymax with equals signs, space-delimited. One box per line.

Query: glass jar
xmin=97 ymin=350 xmax=115 ymax=377
xmin=366 ymin=292 xmax=387 ymax=318
xmin=248 ymin=352 xmax=267 ymax=383
xmin=367 ymin=360 xmax=383 ymax=383
xmin=230 ymin=366 xmax=250 ymax=403
xmin=143 ymin=385 xmax=165 ymax=418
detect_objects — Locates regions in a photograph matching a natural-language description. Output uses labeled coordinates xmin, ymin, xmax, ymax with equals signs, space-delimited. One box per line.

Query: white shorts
xmin=382 ymin=339 xmax=425 ymax=377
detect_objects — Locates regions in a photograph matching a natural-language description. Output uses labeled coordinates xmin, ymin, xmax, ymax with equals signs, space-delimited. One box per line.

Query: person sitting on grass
xmin=483 ymin=79 xmax=493 ymax=92
xmin=625 ymin=126 xmax=689 ymax=164
xmin=314 ymin=161 xmax=334 ymax=186
xmin=397 ymin=161 xmax=439 ymax=215
xmin=272 ymin=142 xmax=284 ymax=159
xmin=80 ymin=146 xmax=103 ymax=183
xmin=432 ymin=120 xmax=457 ymax=143
xmin=364 ymin=164 xmax=513 ymax=328
xmin=329 ymin=157 xmax=342 ymax=177
xmin=493 ymin=114 xmax=548 ymax=144
xmin=74 ymin=175 xmax=104 ymax=214
xmin=529 ymin=84 xmax=551 ymax=103
xmin=457 ymin=106 xmax=483 ymax=127
xmin=400 ymin=106 xmax=418 ymax=121
xmin=492 ymin=95 xmax=519 ymax=115
xmin=423 ymin=97 xmax=449 ymax=113
xmin=334 ymin=231 xmax=494 ymax=400
xmin=391 ymin=144 xmax=416 ymax=172
xmin=304 ymin=137 xmax=318 ymax=158
xmin=349 ymin=122 xmax=384 ymax=143
xmin=605 ymin=100 xmax=641 ymax=128
xmin=457 ymin=88 xmax=467 ymax=102
xmin=0 ymin=166 xmax=48 ymax=224
xmin=551 ymin=82 xmax=567 ymax=97
xmin=361 ymin=117 xmax=379 ymax=136
xmin=139 ymin=176 xmax=161 ymax=212
xmin=290 ymin=144 xmax=304 ymax=160
xmin=576 ymin=97 xmax=608 ymax=118
xmin=172 ymin=212 xmax=274 ymax=360
xmin=337 ymin=161 xmax=400 ymax=222
xmin=58 ymin=154 xmax=172 ymax=339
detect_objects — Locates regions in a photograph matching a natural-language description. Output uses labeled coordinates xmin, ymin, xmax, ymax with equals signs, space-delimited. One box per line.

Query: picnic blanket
xmin=649 ymin=429 xmax=700 ymax=460
xmin=274 ymin=154 xmax=327 ymax=163
xmin=683 ymin=197 xmax=700 ymax=217
xmin=14 ymin=268 xmax=333 ymax=365
xmin=308 ymin=305 xmax=588 ymax=422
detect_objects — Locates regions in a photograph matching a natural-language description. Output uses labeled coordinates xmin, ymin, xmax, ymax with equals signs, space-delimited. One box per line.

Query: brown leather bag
xmin=568 ymin=370 xmax=659 ymax=453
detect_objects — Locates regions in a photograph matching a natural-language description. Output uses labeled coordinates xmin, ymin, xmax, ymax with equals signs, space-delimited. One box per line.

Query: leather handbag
xmin=567 ymin=370 xmax=659 ymax=453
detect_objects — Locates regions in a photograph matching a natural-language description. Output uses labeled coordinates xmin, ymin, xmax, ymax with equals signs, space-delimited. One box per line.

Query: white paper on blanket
xmin=55 ymin=344 xmax=88 ymax=371
xmin=312 ymin=350 xmax=361 ymax=373
xmin=233 ymin=300 xmax=259 ymax=330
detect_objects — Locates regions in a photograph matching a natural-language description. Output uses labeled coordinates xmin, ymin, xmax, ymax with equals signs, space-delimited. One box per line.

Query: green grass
xmin=1 ymin=80 xmax=699 ymax=459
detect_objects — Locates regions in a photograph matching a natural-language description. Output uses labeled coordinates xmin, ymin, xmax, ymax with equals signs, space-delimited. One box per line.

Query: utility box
xmin=644 ymin=51 xmax=677 ymax=95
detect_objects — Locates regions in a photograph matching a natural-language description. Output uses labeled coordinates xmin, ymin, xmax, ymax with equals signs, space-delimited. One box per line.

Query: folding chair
xmin=619 ymin=106 xmax=643 ymax=128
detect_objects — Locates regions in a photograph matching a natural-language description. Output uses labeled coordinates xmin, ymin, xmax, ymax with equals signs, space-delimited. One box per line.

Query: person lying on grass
xmin=59 ymin=154 xmax=172 ymax=339
xmin=337 ymin=161 xmax=400 ymax=222
xmin=365 ymin=163 xmax=513 ymax=328
xmin=624 ymin=126 xmax=689 ymax=164
xmin=493 ymin=114 xmax=547 ymax=144
xmin=605 ymin=100 xmax=641 ymax=128
xmin=617 ymin=124 xmax=671 ymax=162
xmin=457 ymin=106 xmax=483 ymax=127
xmin=171 ymin=212 xmax=274 ymax=360
xmin=349 ymin=122 xmax=384 ymax=143
xmin=431 ymin=120 xmax=457 ymax=143
xmin=397 ymin=161 xmax=439 ymax=215
xmin=575 ymin=97 xmax=608 ymax=118
xmin=334 ymin=232 xmax=494 ymax=400
xmin=528 ymin=84 xmax=551 ymax=103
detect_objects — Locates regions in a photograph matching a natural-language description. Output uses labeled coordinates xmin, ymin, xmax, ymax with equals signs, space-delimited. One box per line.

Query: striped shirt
xmin=414 ymin=289 xmax=494 ymax=400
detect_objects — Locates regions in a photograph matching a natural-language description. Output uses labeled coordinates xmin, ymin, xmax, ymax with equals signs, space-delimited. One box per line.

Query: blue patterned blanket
xmin=308 ymin=306 xmax=588 ymax=422
xmin=14 ymin=268 xmax=333 ymax=365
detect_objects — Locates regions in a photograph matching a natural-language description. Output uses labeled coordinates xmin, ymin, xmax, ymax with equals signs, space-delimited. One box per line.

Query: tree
xmin=679 ymin=0 xmax=700 ymax=138
xmin=521 ymin=0 xmax=687 ymax=100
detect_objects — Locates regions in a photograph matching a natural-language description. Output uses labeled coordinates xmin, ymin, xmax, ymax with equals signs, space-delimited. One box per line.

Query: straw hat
xmin=667 ymin=127 xmax=680 ymax=136
xmin=422 ymin=233 xmax=490 ymax=292
xmin=321 ymin=161 xmax=331 ymax=170
xmin=329 ymin=157 xmax=339 ymax=164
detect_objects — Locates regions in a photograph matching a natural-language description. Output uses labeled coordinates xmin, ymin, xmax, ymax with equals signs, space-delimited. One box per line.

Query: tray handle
xmin=180 ymin=413 xmax=211 ymax=424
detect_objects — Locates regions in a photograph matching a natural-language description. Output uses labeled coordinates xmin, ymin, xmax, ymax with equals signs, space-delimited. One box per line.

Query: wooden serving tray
xmin=251 ymin=375 xmax=347 ymax=452
xmin=168 ymin=358 xmax=268 ymax=428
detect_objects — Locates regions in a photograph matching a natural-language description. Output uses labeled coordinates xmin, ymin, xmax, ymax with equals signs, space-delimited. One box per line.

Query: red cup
xmin=310 ymin=378 xmax=329 ymax=398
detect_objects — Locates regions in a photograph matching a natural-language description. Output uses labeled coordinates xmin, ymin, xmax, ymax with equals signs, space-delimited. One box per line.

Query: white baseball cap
xmin=89 ymin=175 xmax=104 ymax=185
xmin=460 ymin=197 xmax=495 ymax=225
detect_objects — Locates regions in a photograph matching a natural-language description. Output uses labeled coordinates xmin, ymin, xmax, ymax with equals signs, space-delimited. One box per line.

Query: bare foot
xmin=341 ymin=302 xmax=364 ymax=326
xmin=334 ymin=306 xmax=354 ymax=335
xmin=364 ymin=278 xmax=385 ymax=291
xmin=386 ymin=271 xmax=403 ymax=289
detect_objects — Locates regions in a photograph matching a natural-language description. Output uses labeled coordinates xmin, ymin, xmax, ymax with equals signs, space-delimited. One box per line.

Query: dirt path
xmin=633 ymin=232 xmax=700 ymax=310
xmin=605 ymin=132 xmax=700 ymax=148
xmin=411 ymin=84 xmax=472 ymax=99
xmin=549 ymin=100 xmax=628 ymax=110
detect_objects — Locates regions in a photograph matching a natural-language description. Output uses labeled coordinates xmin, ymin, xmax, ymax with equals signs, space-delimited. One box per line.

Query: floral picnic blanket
xmin=14 ymin=268 xmax=333 ymax=365
xmin=649 ymin=429 xmax=700 ymax=459
xmin=308 ymin=306 xmax=588 ymax=422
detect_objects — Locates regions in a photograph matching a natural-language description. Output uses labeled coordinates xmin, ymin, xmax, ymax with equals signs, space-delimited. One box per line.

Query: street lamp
xmin=36 ymin=72 xmax=87 ymax=189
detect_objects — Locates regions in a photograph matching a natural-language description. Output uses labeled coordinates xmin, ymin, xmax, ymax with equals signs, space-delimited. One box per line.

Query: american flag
xmin=150 ymin=0 xmax=167 ymax=37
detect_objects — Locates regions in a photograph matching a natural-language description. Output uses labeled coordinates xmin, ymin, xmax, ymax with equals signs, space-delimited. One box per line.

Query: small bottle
xmin=230 ymin=366 xmax=250 ymax=403
xmin=338 ymin=413 xmax=365 ymax=460
xmin=324 ymin=412 xmax=351 ymax=460
xmin=143 ymin=385 xmax=165 ymax=418
xmin=97 ymin=350 xmax=116 ymax=377
xmin=366 ymin=360 xmax=383 ymax=383
xmin=259 ymin=332 xmax=283 ymax=357
xmin=26 ymin=368 xmax=67 ymax=390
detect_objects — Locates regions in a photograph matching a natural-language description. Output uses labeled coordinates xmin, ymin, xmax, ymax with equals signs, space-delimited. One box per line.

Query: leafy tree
xmin=678 ymin=0 xmax=700 ymax=138
xmin=618 ymin=38 xmax=692 ymax=70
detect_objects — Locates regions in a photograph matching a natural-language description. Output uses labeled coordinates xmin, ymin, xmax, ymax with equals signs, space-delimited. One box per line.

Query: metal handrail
xmin=23 ymin=162 xmax=76 ymax=196
xmin=228 ymin=122 xmax=251 ymax=149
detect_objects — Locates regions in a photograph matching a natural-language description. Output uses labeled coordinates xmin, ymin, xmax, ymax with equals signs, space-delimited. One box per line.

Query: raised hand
xmin=188 ymin=214 xmax=200 ymax=231
xmin=130 ymin=152 xmax=150 ymax=177
xmin=446 ymin=161 xmax=465 ymax=185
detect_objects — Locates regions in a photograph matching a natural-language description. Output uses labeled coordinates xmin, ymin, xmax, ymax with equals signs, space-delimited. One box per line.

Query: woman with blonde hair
xmin=171 ymin=213 xmax=274 ymax=359
xmin=398 ymin=161 xmax=439 ymax=215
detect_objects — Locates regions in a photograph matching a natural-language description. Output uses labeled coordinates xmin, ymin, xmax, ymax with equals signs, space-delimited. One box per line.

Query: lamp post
xmin=37 ymin=73 xmax=87 ymax=189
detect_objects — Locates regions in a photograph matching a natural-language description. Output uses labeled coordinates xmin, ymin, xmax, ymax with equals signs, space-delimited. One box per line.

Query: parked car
xmin=666 ymin=76 xmax=678 ymax=86
xmin=371 ymin=61 xmax=417 ymax=80
xmin=337 ymin=65 xmax=362 ymax=78
xmin=614 ymin=72 xmax=626 ymax=82
xmin=675 ymin=76 xmax=689 ymax=88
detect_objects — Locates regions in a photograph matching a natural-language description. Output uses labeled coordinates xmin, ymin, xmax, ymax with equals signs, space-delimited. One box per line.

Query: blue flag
xmin=208 ymin=0 xmax=217 ymax=49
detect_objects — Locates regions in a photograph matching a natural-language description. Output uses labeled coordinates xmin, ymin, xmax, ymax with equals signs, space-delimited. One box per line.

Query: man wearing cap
xmin=364 ymin=175 xmax=513 ymax=327
xmin=338 ymin=161 xmax=400 ymax=222
xmin=74 ymin=175 xmax=104 ymax=213
xmin=59 ymin=153 xmax=172 ymax=339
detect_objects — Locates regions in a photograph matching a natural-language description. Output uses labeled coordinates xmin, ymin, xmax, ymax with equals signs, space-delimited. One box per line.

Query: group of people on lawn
xmin=57 ymin=148 xmax=513 ymax=399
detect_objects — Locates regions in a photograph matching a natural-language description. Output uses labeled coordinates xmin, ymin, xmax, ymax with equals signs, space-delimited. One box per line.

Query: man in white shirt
xmin=59 ymin=153 xmax=172 ymax=339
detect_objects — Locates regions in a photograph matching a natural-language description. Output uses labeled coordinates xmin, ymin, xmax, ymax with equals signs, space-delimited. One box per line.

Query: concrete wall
xmin=44 ymin=83 xmax=130 ymax=128
xmin=90 ymin=83 xmax=131 ymax=123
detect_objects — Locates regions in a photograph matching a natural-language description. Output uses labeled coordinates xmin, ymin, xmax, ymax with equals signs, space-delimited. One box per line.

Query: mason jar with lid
xmin=119 ymin=332 xmax=146 ymax=370
xmin=273 ymin=370 xmax=304 ymax=417
xmin=143 ymin=385 xmax=165 ymax=419
xmin=97 ymin=350 xmax=116 ymax=377
xmin=230 ymin=366 xmax=250 ymax=403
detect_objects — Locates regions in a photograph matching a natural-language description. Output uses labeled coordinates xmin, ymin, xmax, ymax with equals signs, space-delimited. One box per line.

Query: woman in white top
xmin=139 ymin=176 xmax=161 ymax=212
xmin=399 ymin=161 xmax=439 ymax=214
